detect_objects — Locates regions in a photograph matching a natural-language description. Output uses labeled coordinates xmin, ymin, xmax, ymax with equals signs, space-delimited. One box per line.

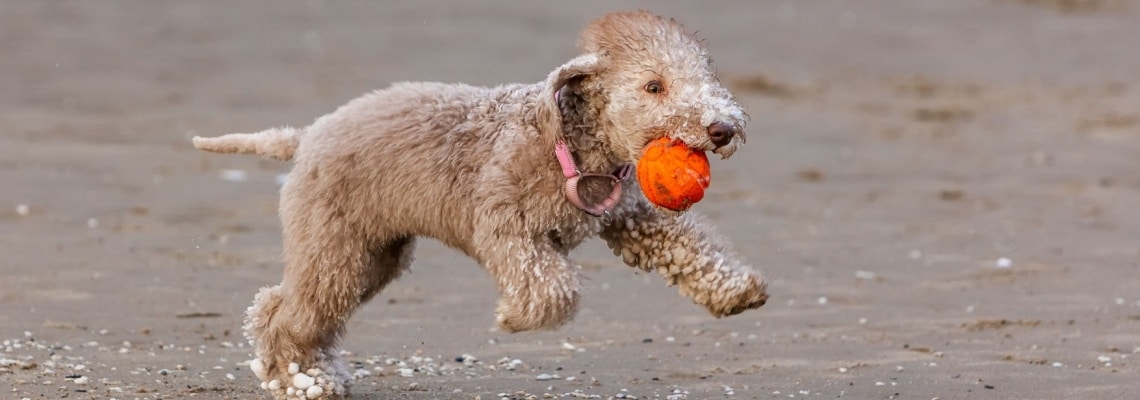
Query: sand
xmin=2 ymin=1 xmax=1139 ymax=399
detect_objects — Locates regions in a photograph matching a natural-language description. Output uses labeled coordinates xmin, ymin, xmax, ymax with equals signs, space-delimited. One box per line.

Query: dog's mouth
xmin=642 ymin=127 xmax=743 ymax=162
xmin=638 ymin=137 xmax=734 ymax=161
xmin=711 ymin=141 xmax=739 ymax=159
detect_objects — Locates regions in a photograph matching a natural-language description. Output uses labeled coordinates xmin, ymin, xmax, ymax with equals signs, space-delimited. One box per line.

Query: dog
xmin=193 ymin=11 xmax=767 ymax=399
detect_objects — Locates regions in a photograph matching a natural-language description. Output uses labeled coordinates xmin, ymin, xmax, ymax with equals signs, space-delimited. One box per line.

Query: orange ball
xmin=637 ymin=137 xmax=711 ymax=211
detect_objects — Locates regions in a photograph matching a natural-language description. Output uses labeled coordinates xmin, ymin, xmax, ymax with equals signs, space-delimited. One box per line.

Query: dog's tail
xmin=192 ymin=126 xmax=301 ymax=161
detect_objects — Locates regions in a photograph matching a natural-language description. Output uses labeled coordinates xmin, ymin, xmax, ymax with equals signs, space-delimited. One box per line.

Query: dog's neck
xmin=556 ymin=87 xmax=622 ymax=173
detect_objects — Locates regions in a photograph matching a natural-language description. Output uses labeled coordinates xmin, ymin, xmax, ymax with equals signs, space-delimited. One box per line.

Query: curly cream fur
xmin=194 ymin=11 xmax=766 ymax=399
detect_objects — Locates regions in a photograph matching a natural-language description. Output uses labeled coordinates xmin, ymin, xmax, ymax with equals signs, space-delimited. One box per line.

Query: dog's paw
xmin=702 ymin=271 xmax=768 ymax=318
xmin=251 ymin=357 xmax=349 ymax=400
xmin=494 ymin=293 xmax=579 ymax=333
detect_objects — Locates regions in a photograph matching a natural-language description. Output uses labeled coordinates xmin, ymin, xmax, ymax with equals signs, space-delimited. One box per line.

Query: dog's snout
xmin=707 ymin=122 xmax=735 ymax=148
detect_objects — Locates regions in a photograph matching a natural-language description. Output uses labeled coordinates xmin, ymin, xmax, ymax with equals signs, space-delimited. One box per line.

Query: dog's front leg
xmin=601 ymin=199 xmax=768 ymax=317
xmin=475 ymin=235 xmax=582 ymax=332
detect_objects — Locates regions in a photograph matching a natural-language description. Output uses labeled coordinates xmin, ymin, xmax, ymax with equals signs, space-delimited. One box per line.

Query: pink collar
xmin=555 ymin=139 xmax=632 ymax=216
xmin=552 ymin=91 xmax=632 ymax=217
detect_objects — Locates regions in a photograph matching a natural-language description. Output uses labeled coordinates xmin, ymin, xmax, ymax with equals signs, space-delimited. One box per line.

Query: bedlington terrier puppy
xmin=192 ymin=10 xmax=767 ymax=399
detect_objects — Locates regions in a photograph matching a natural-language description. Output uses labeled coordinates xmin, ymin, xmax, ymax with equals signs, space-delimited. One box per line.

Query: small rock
xmin=536 ymin=373 xmax=553 ymax=381
xmin=220 ymin=169 xmax=248 ymax=182
xmin=250 ymin=359 xmax=268 ymax=381
xmin=995 ymin=257 xmax=1013 ymax=268
xmin=1030 ymin=151 xmax=1053 ymax=166
xmin=293 ymin=373 xmax=315 ymax=390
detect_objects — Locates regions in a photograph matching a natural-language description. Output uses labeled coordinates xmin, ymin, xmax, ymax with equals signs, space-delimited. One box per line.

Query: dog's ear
xmin=538 ymin=53 xmax=604 ymax=139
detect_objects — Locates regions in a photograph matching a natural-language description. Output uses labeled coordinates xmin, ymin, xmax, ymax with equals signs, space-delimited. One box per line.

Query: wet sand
xmin=2 ymin=1 xmax=1139 ymax=399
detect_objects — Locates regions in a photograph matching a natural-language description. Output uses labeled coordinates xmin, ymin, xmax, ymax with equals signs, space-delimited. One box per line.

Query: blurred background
xmin=1 ymin=1 xmax=1138 ymax=399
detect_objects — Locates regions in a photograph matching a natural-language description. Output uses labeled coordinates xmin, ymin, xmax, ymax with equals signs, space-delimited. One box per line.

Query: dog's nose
xmin=707 ymin=122 xmax=735 ymax=148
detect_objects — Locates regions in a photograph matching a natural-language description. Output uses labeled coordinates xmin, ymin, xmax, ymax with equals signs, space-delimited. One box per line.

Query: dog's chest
xmin=545 ymin=217 xmax=601 ymax=252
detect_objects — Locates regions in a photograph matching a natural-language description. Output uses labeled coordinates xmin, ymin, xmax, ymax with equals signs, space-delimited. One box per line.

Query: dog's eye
xmin=644 ymin=81 xmax=664 ymax=94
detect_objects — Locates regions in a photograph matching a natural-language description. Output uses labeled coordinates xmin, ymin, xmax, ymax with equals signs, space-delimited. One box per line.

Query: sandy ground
xmin=2 ymin=1 xmax=1140 ymax=399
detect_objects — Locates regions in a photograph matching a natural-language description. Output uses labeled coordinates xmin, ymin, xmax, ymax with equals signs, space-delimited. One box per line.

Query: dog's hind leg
xmin=244 ymin=172 xmax=414 ymax=399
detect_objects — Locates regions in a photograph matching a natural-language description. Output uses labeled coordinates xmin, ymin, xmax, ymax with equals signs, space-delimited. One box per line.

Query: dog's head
xmin=540 ymin=11 xmax=747 ymax=163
